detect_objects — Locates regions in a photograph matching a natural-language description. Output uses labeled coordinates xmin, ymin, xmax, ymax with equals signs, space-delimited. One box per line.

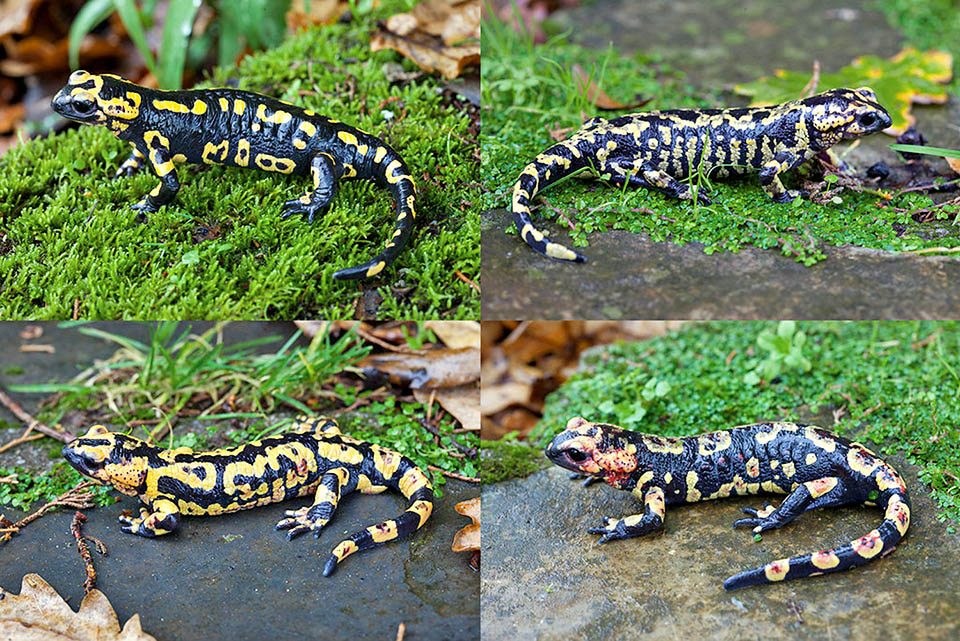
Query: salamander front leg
xmin=131 ymin=146 xmax=180 ymax=216
xmin=588 ymin=486 xmax=666 ymax=544
xmin=282 ymin=152 xmax=342 ymax=223
xmin=641 ymin=164 xmax=713 ymax=205
xmin=118 ymin=495 xmax=181 ymax=537
xmin=759 ymin=150 xmax=808 ymax=203
xmin=275 ymin=468 xmax=349 ymax=539
xmin=115 ymin=146 xmax=147 ymax=178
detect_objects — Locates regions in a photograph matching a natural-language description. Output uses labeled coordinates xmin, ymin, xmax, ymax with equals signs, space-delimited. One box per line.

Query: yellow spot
xmin=256 ymin=104 xmax=292 ymax=124
xmin=293 ymin=138 xmax=307 ymax=149
xmin=254 ymin=153 xmax=296 ymax=174
xmin=365 ymin=261 xmax=386 ymax=277
xmin=781 ymin=462 xmax=796 ymax=478
xmin=685 ymin=471 xmax=700 ymax=502
xmin=202 ymin=140 xmax=230 ymax=165
xmin=408 ymin=500 xmax=433 ymax=528
xmin=851 ymin=530 xmax=884 ymax=559
xmin=235 ymin=139 xmax=250 ymax=166
xmin=545 ymin=243 xmax=578 ymax=261
xmin=152 ymin=99 xmax=189 ymax=113
xmin=252 ymin=123 xmax=261 ymax=132
xmin=342 ymin=164 xmax=357 ymax=178
xmin=233 ymin=99 xmax=246 ymax=115
xmin=811 ymin=551 xmax=840 ymax=569
xmin=219 ymin=97 xmax=229 ymax=111
xmin=144 ymin=131 xmax=169 ymax=149
xmin=805 ymin=453 xmax=817 ymax=465
xmin=764 ymin=559 xmax=790 ymax=582
xmin=746 ymin=457 xmax=760 ymax=477
xmin=299 ymin=121 xmax=317 ymax=137
xmin=374 ymin=146 xmax=388 ymax=163
xmin=663 ymin=472 xmax=673 ymax=485
xmin=338 ymin=130 xmax=359 ymax=147
xmin=172 ymin=154 xmax=186 ymax=163
xmin=191 ymin=100 xmax=207 ymax=115
xmin=697 ymin=430 xmax=732 ymax=456
xmin=804 ymin=477 xmax=838 ymax=498
xmin=848 ymin=447 xmax=880 ymax=476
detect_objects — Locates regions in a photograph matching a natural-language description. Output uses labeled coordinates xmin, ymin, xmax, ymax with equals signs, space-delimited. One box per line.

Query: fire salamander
xmin=546 ymin=417 xmax=910 ymax=590
xmin=50 ymin=70 xmax=419 ymax=280
xmin=511 ymin=87 xmax=892 ymax=262
xmin=62 ymin=416 xmax=433 ymax=576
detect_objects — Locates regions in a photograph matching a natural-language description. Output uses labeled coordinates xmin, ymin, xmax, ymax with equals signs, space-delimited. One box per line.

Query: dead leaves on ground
xmin=572 ymin=64 xmax=651 ymax=111
xmin=371 ymin=0 xmax=479 ymax=79
xmin=0 ymin=574 xmax=156 ymax=641
xmin=481 ymin=322 xmax=684 ymax=440
xmin=451 ymin=497 xmax=480 ymax=570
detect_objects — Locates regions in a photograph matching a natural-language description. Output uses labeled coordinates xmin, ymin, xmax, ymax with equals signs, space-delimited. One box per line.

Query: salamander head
xmin=51 ymin=70 xmax=141 ymax=128
xmin=62 ymin=425 xmax=149 ymax=496
xmin=545 ymin=417 xmax=638 ymax=486
xmin=804 ymin=87 xmax=892 ymax=147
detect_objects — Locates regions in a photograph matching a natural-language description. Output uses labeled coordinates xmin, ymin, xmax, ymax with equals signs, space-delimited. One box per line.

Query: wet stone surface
xmin=482 ymin=208 xmax=960 ymax=320
xmin=0 ymin=322 xmax=479 ymax=641
xmin=481 ymin=464 xmax=960 ymax=641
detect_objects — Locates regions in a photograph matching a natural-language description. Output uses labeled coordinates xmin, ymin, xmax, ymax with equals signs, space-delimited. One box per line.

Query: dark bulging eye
xmin=566 ymin=449 xmax=587 ymax=463
xmin=75 ymin=99 xmax=96 ymax=115
xmin=859 ymin=113 xmax=878 ymax=128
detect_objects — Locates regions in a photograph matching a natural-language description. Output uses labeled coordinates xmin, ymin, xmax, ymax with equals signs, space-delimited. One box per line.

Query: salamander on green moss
xmin=546 ymin=417 xmax=910 ymax=590
xmin=511 ymin=87 xmax=892 ymax=262
xmin=51 ymin=70 xmax=418 ymax=280
xmin=62 ymin=416 xmax=433 ymax=576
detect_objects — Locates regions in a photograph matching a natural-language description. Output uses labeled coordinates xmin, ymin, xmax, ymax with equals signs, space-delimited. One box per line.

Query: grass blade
xmin=69 ymin=0 xmax=116 ymax=69
xmin=112 ymin=0 xmax=158 ymax=77
xmin=889 ymin=144 xmax=960 ymax=159
xmin=160 ymin=0 xmax=203 ymax=89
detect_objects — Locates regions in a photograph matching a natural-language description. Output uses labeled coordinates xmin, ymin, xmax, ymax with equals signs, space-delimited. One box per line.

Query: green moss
xmin=481 ymin=18 xmax=958 ymax=264
xmin=535 ymin=321 xmax=960 ymax=524
xmin=0 ymin=0 xmax=479 ymax=319
xmin=480 ymin=436 xmax=549 ymax=483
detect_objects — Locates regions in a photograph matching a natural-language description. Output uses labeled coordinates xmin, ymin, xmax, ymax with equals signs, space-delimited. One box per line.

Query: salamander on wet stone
xmin=51 ymin=70 xmax=419 ymax=280
xmin=62 ymin=416 xmax=434 ymax=576
xmin=510 ymin=87 xmax=892 ymax=262
xmin=546 ymin=417 xmax=910 ymax=590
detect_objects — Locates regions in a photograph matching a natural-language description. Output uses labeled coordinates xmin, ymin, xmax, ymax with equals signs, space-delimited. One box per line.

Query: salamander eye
xmin=565 ymin=448 xmax=587 ymax=463
xmin=858 ymin=113 xmax=878 ymax=128
xmin=74 ymin=98 xmax=96 ymax=115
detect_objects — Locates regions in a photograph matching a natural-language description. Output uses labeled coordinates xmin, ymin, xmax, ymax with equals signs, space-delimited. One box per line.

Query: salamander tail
xmin=322 ymin=459 xmax=434 ymax=576
xmin=510 ymin=144 xmax=589 ymax=263
xmin=332 ymin=152 xmax=417 ymax=280
xmin=723 ymin=492 xmax=910 ymax=590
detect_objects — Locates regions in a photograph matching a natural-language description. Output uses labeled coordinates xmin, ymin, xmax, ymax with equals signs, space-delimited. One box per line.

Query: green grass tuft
xmin=1 ymin=0 xmax=479 ymax=319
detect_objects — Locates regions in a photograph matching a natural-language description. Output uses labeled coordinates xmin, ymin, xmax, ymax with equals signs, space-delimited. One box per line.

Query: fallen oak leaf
xmin=0 ymin=574 xmax=156 ymax=641
xmin=358 ymin=347 xmax=479 ymax=389
xmin=572 ymin=64 xmax=652 ymax=111
xmin=286 ymin=0 xmax=350 ymax=30
xmin=371 ymin=25 xmax=479 ymax=80
xmin=413 ymin=383 xmax=480 ymax=431
xmin=425 ymin=320 xmax=479 ymax=349
xmin=452 ymin=497 xmax=480 ymax=571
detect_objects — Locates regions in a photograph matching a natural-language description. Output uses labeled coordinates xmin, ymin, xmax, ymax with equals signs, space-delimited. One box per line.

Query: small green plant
xmin=743 ymin=321 xmax=811 ymax=386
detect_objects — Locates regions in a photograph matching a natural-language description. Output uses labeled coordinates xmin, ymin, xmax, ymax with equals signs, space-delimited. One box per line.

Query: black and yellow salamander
xmin=62 ymin=416 xmax=433 ymax=576
xmin=51 ymin=70 xmax=418 ymax=280
xmin=546 ymin=417 xmax=910 ymax=590
xmin=511 ymin=87 xmax=892 ymax=262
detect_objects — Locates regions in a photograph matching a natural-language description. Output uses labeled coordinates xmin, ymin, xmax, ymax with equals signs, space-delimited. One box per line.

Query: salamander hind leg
xmin=118 ymin=496 xmax=181 ymax=537
xmin=733 ymin=476 xmax=844 ymax=534
xmin=282 ymin=153 xmax=342 ymax=223
xmin=588 ymin=486 xmax=666 ymax=544
xmin=276 ymin=468 xmax=349 ymax=539
xmin=641 ymin=165 xmax=712 ymax=205
xmin=115 ymin=146 xmax=147 ymax=178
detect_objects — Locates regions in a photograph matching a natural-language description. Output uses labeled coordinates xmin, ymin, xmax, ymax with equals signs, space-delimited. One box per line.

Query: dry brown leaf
xmin=425 ymin=320 xmax=479 ymax=349
xmin=946 ymin=157 xmax=960 ymax=175
xmin=414 ymin=383 xmax=479 ymax=430
xmin=286 ymin=0 xmax=350 ymax=30
xmin=0 ymin=574 xmax=156 ymax=640
xmin=371 ymin=0 xmax=479 ymax=79
xmin=451 ymin=497 xmax=479 ymax=552
xmin=359 ymin=347 xmax=479 ymax=389
xmin=18 ymin=324 xmax=42 ymax=340
xmin=294 ymin=320 xmax=366 ymax=339
xmin=481 ymin=381 xmax=532 ymax=415
xmin=572 ymin=64 xmax=652 ymax=111
xmin=0 ymin=0 xmax=38 ymax=38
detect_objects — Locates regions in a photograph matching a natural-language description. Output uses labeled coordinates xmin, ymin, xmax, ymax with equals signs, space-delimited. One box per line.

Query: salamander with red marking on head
xmin=545 ymin=417 xmax=910 ymax=590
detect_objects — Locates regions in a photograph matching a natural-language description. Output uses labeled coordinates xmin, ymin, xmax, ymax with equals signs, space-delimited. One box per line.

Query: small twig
xmin=799 ymin=60 xmax=820 ymax=99
xmin=427 ymin=465 xmax=479 ymax=483
xmin=0 ymin=388 xmax=75 ymax=443
xmin=396 ymin=622 xmax=406 ymax=641
xmin=904 ymin=246 xmax=960 ymax=255
xmin=454 ymin=270 xmax=481 ymax=293
xmin=19 ymin=345 xmax=55 ymax=354
xmin=0 ymin=427 xmax=44 ymax=454
xmin=72 ymin=511 xmax=105 ymax=594
xmin=0 ymin=474 xmax=18 ymax=484
xmin=0 ymin=481 xmax=97 ymax=544
xmin=73 ymin=298 xmax=80 ymax=320
xmin=860 ymin=402 xmax=883 ymax=419
xmin=354 ymin=326 xmax=420 ymax=353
